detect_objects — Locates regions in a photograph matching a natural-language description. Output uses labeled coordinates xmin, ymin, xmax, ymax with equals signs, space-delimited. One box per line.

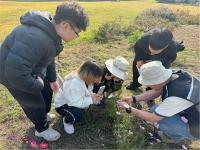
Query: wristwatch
xmin=132 ymin=96 xmax=137 ymax=103
xmin=126 ymin=106 xmax=132 ymax=113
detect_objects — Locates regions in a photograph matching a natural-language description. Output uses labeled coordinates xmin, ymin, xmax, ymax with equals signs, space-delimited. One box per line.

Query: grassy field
xmin=0 ymin=1 xmax=199 ymax=42
xmin=0 ymin=1 xmax=199 ymax=149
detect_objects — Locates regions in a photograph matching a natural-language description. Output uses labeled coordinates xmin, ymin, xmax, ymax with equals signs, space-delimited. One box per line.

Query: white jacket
xmin=54 ymin=73 xmax=94 ymax=109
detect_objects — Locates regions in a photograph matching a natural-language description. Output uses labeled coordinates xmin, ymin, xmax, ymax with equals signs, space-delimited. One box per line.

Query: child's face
xmin=105 ymin=73 xmax=121 ymax=81
xmin=94 ymin=77 xmax=102 ymax=84
xmin=56 ymin=21 xmax=80 ymax=42
xmin=85 ymin=76 xmax=102 ymax=85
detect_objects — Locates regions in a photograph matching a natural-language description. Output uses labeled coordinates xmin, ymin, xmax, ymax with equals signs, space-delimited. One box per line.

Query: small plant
xmin=128 ymin=30 xmax=144 ymax=49
xmin=142 ymin=7 xmax=177 ymax=22
xmin=94 ymin=19 xmax=125 ymax=43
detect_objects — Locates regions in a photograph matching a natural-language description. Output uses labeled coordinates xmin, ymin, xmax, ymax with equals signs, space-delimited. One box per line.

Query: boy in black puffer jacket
xmin=0 ymin=1 xmax=89 ymax=141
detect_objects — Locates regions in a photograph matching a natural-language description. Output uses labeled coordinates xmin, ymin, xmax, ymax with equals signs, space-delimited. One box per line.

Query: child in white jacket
xmin=55 ymin=60 xmax=103 ymax=134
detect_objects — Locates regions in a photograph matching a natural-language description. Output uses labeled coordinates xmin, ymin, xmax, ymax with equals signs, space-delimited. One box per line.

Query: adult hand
xmin=50 ymin=81 xmax=60 ymax=93
xmin=136 ymin=60 xmax=144 ymax=69
xmin=121 ymin=96 xmax=133 ymax=105
xmin=117 ymin=101 xmax=130 ymax=110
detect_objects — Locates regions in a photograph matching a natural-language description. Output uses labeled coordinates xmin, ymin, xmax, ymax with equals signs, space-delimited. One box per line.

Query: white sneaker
xmin=35 ymin=127 xmax=60 ymax=141
xmin=47 ymin=113 xmax=56 ymax=122
xmin=63 ymin=118 xmax=74 ymax=134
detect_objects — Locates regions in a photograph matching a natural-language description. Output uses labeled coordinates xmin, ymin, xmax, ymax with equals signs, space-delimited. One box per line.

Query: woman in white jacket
xmin=55 ymin=60 xmax=103 ymax=134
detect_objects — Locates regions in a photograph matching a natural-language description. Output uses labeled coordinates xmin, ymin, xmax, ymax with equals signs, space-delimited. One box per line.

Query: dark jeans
xmin=5 ymin=78 xmax=53 ymax=132
xmin=56 ymin=104 xmax=85 ymax=124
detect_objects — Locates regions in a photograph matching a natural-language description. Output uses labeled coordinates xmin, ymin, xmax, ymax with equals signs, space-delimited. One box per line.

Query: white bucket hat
xmin=105 ymin=56 xmax=129 ymax=80
xmin=138 ymin=61 xmax=172 ymax=86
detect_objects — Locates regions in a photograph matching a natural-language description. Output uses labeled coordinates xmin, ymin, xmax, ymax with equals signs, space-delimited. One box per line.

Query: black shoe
xmin=126 ymin=82 xmax=141 ymax=90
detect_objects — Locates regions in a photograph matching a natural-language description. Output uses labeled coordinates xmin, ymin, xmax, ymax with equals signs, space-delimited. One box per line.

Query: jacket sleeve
xmin=133 ymin=36 xmax=149 ymax=61
xmin=63 ymin=79 xmax=93 ymax=108
xmin=5 ymin=34 xmax=46 ymax=93
xmin=46 ymin=59 xmax=57 ymax=82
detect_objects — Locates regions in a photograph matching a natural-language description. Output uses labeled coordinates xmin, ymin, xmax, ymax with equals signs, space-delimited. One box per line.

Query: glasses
xmin=148 ymin=44 xmax=169 ymax=55
xmin=71 ymin=25 xmax=79 ymax=37
xmin=68 ymin=21 xmax=80 ymax=37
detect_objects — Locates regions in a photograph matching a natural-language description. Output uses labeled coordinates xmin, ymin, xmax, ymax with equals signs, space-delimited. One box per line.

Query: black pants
xmin=56 ymin=104 xmax=85 ymax=124
xmin=5 ymin=78 xmax=53 ymax=132
xmin=132 ymin=59 xmax=140 ymax=85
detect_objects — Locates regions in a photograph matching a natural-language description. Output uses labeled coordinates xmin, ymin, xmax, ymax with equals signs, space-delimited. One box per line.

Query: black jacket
xmin=134 ymin=29 xmax=177 ymax=68
xmin=0 ymin=11 xmax=63 ymax=93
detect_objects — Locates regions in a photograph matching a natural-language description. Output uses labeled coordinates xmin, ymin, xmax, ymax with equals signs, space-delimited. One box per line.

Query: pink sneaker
xmin=63 ymin=118 xmax=74 ymax=134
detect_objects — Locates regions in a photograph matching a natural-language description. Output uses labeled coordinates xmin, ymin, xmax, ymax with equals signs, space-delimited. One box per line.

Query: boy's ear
xmin=60 ymin=21 xmax=70 ymax=29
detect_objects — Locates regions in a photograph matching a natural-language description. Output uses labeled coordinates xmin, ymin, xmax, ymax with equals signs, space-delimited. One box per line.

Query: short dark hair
xmin=149 ymin=28 xmax=173 ymax=50
xmin=53 ymin=1 xmax=89 ymax=31
xmin=78 ymin=60 xmax=103 ymax=84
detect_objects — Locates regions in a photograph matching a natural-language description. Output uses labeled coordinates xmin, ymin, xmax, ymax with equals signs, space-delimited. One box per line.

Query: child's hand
xmin=50 ymin=81 xmax=60 ymax=93
xmin=92 ymin=93 xmax=103 ymax=104
xmin=96 ymin=93 xmax=103 ymax=100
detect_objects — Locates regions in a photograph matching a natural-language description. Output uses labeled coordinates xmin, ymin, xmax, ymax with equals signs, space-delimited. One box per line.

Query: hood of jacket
xmin=20 ymin=11 xmax=63 ymax=54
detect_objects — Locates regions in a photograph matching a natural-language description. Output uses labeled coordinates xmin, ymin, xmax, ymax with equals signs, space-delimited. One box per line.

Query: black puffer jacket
xmin=0 ymin=11 xmax=63 ymax=93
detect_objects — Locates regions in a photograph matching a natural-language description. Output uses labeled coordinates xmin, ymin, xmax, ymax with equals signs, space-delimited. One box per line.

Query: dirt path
xmin=173 ymin=25 xmax=200 ymax=51
xmin=173 ymin=25 xmax=200 ymax=77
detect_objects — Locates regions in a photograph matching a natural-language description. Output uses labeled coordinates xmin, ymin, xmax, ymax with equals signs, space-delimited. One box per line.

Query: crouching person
xmin=93 ymin=56 xmax=129 ymax=94
xmin=117 ymin=61 xmax=199 ymax=143
xmin=54 ymin=60 xmax=103 ymax=134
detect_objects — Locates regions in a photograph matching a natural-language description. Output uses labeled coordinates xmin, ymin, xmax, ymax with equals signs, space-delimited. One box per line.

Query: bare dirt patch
xmin=173 ymin=25 xmax=200 ymax=77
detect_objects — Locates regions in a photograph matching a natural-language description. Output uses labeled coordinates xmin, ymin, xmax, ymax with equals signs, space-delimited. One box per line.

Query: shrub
xmin=133 ymin=15 xmax=178 ymax=32
xmin=126 ymin=7 xmax=178 ymax=33
xmin=94 ymin=19 xmax=125 ymax=43
xmin=128 ymin=30 xmax=144 ymax=49
xmin=142 ymin=7 xmax=177 ymax=22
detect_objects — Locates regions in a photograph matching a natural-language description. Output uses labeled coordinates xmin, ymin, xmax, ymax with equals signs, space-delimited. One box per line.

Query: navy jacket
xmin=0 ymin=11 xmax=63 ymax=93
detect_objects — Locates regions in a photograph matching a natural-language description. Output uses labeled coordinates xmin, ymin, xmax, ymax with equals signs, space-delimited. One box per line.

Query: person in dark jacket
xmin=0 ymin=1 xmax=89 ymax=141
xmin=93 ymin=56 xmax=129 ymax=95
xmin=126 ymin=28 xmax=185 ymax=91
xmin=118 ymin=61 xmax=199 ymax=143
